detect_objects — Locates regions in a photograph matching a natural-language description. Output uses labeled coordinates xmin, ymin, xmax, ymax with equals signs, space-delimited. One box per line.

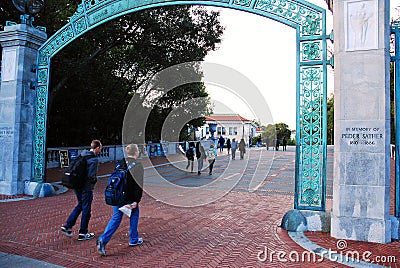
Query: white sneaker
xmin=78 ymin=232 xmax=95 ymax=241
xmin=129 ymin=237 xmax=143 ymax=246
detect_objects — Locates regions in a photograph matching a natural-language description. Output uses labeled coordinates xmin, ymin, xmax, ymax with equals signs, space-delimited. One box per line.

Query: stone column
xmin=331 ymin=0 xmax=391 ymax=243
xmin=0 ymin=24 xmax=47 ymax=195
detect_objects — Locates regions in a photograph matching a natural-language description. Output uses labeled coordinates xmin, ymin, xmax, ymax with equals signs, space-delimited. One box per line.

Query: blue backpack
xmin=105 ymin=161 xmax=136 ymax=206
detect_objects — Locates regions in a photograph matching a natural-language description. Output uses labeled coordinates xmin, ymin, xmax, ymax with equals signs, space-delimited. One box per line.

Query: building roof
xmin=206 ymin=114 xmax=251 ymax=123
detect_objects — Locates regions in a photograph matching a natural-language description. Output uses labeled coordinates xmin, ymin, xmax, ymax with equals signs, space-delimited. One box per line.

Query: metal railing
xmin=46 ymin=141 xmax=214 ymax=168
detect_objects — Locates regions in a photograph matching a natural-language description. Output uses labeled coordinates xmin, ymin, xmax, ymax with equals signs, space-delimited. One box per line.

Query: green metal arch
xmin=34 ymin=0 xmax=330 ymax=211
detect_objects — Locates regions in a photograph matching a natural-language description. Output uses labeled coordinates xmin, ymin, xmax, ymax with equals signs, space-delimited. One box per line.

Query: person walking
xmin=257 ymin=136 xmax=262 ymax=147
xmin=275 ymin=138 xmax=280 ymax=151
xmin=226 ymin=138 xmax=231 ymax=154
xmin=185 ymin=142 xmax=195 ymax=173
xmin=218 ymin=135 xmax=225 ymax=152
xmin=206 ymin=144 xmax=217 ymax=175
xmin=196 ymin=141 xmax=206 ymax=175
xmin=231 ymin=138 xmax=237 ymax=160
xmin=61 ymin=140 xmax=102 ymax=241
xmin=282 ymin=137 xmax=287 ymax=151
xmin=96 ymin=144 xmax=144 ymax=256
xmin=238 ymin=138 xmax=246 ymax=160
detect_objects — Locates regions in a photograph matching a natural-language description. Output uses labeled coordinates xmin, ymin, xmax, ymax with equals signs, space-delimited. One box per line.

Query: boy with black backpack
xmin=61 ymin=140 xmax=102 ymax=241
xmin=96 ymin=144 xmax=144 ymax=256
xmin=185 ymin=142 xmax=195 ymax=173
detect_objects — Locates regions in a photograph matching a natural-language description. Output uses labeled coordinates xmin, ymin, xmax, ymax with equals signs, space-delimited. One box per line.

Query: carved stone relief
xmin=345 ymin=0 xmax=378 ymax=51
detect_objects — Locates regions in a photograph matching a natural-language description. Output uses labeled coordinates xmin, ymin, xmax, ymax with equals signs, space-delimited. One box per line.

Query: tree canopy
xmin=1 ymin=2 xmax=224 ymax=146
xmin=261 ymin=122 xmax=292 ymax=146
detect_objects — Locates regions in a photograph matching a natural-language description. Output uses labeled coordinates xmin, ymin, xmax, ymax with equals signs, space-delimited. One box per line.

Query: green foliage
xmin=261 ymin=122 xmax=292 ymax=146
xmin=327 ymin=93 xmax=334 ymax=145
xmin=1 ymin=2 xmax=224 ymax=146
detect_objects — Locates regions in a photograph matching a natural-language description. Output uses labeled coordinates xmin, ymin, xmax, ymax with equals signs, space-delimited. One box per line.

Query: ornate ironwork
xmin=297 ymin=66 xmax=325 ymax=208
xmin=33 ymin=0 xmax=329 ymax=211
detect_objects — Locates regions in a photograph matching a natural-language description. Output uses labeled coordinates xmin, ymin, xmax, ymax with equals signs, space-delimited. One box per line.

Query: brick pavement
xmin=0 ymin=150 xmax=399 ymax=267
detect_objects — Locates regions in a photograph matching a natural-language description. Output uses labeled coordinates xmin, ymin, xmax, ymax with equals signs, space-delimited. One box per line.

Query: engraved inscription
xmin=0 ymin=126 xmax=14 ymax=139
xmin=341 ymin=127 xmax=383 ymax=146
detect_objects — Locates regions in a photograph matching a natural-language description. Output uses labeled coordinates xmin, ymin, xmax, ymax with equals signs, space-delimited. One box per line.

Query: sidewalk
xmin=0 ymin=149 xmax=399 ymax=267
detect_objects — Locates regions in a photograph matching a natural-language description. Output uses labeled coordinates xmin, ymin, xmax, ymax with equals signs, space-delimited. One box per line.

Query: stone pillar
xmin=331 ymin=0 xmax=391 ymax=243
xmin=0 ymin=24 xmax=47 ymax=195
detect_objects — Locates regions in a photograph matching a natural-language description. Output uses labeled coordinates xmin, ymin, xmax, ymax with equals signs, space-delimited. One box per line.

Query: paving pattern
xmin=0 ymin=147 xmax=399 ymax=267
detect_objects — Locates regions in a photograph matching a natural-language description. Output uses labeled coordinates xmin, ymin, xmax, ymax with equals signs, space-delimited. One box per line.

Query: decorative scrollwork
xmin=301 ymin=13 xmax=321 ymax=36
xmin=298 ymin=66 xmax=324 ymax=207
xmin=74 ymin=17 xmax=88 ymax=35
xmin=70 ymin=3 xmax=85 ymax=22
xmin=255 ymin=0 xmax=322 ymax=36
xmin=233 ymin=0 xmax=252 ymax=7
xmin=301 ymin=41 xmax=322 ymax=61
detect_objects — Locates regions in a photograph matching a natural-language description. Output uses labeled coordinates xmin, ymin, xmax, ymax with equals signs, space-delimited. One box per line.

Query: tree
xmin=1 ymin=3 xmax=224 ymax=146
xmin=261 ymin=122 xmax=292 ymax=146
xmin=327 ymin=93 xmax=334 ymax=145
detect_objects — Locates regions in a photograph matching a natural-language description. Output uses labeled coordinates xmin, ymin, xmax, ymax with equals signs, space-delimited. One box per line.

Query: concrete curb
xmin=0 ymin=252 xmax=64 ymax=268
xmin=288 ymin=232 xmax=385 ymax=268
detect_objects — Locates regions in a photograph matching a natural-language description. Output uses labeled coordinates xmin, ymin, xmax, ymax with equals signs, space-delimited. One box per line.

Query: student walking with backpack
xmin=61 ymin=140 xmax=102 ymax=241
xmin=185 ymin=142 xmax=195 ymax=173
xmin=196 ymin=141 xmax=206 ymax=175
xmin=206 ymin=144 xmax=217 ymax=175
xmin=97 ymin=144 xmax=144 ymax=256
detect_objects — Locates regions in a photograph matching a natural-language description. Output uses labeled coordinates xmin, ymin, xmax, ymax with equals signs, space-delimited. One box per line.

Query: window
xmin=234 ymin=127 xmax=238 ymax=135
xmin=206 ymin=127 xmax=209 ymax=134
xmin=222 ymin=127 xmax=226 ymax=135
xmin=229 ymin=127 xmax=233 ymax=135
xmin=217 ymin=127 xmax=222 ymax=135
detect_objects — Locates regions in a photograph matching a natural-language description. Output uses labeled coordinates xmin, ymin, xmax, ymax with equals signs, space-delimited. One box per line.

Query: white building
xmin=195 ymin=114 xmax=257 ymax=144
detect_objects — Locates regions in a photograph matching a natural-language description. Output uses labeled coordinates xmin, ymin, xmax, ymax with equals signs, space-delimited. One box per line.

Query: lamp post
xmin=11 ymin=0 xmax=44 ymax=25
xmin=242 ymin=121 xmax=245 ymax=140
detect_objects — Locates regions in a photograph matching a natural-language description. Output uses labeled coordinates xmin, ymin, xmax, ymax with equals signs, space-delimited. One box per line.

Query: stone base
xmin=281 ymin=209 xmax=331 ymax=232
xmin=24 ymin=181 xmax=55 ymax=198
xmin=331 ymin=215 xmax=391 ymax=244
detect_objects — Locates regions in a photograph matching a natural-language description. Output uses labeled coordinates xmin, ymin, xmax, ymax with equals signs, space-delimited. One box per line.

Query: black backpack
xmin=186 ymin=148 xmax=194 ymax=159
xmin=105 ymin=162 xmax=136 ymax=206
xmin=61 ymin=154 xmax=94 ymax=189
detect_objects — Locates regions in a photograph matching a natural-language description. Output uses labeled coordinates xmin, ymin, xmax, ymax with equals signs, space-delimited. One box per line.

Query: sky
xmin=204 ymin=0 xmax=400 ymax=129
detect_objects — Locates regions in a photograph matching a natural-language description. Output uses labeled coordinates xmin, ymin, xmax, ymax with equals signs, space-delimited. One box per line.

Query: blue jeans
xmin=65 ymin=189 xmax=93 ymax=234
xmin=99 ymin=205 xmax=140 ymax=245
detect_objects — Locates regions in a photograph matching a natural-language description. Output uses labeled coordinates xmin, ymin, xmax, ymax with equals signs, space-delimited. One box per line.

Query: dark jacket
xmin=80 ymin=150 xmax=99 ymax=191
xmin=119 ymin=157 xmax=144 ymax=204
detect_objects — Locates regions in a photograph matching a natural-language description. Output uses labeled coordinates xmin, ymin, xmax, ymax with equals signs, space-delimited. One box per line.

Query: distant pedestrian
xmin=226 ymin=138 xmax=231 ymax=154
xmin=185 ymin=142 xmax=195 ymax=173
xmin=96 ymin=144 xmax=144 ymax=256
xmin=257 ymin=136 xmax=262 ymax=147
xmin=61 ymin=140 xmax=102 ymax=241
xmin=218 ymin=135 xmax=225 ymax=152
xmin=239 ymin=138 xmax=246 ymax=160
xmin=275 ymin=139 xmax=280 ymax=151
xmin=196 ymin=141 xmax=206 ymax=175
xmin=266 ymin=137 xmax=269 ymax=150
xmin=206 ymin=144 xmax=217 ymax=175
xmin=282 ymin=137 xmax=287 ymax=151
xmin=231 ymin=138 xmax=237 ymax=160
